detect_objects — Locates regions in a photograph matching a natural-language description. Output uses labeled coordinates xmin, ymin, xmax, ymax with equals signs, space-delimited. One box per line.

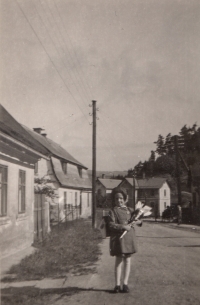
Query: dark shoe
xmin=113 ymin=285 xmax=121 ymax=293
xmin=122 ymin=284 xmax=129 ymax=293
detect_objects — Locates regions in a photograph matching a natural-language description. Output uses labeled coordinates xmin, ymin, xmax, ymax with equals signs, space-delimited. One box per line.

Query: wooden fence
xmin=50 ymin=204 xmax=81 ymax=226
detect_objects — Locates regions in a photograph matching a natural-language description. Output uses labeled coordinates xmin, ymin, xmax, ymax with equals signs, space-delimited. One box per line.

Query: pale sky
xmin=1 ymin=0 xmax=200 ymax=171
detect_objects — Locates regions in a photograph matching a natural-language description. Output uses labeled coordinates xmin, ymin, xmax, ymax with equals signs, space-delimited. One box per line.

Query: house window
xmin=62 ymin=162 xmax=67 ymax=174
xmin=18 ymin=170 xmax=26 ymax=213
xmin=64 ymin=191 xmax=67 ymax=209
xmin=87 ymin=193 xmax=90 ymax=207
xmin=78 ymin=168 xmax=82 ymax=178
xmin=75 ymin=192 xmax=78 ymax=206
xmin=151 ymin=190 xmax=155 ymax=196
xmin=164 ymin=189 xmax=166 ymax=196
xmin=164 ymin=202 xmax=167 ymax=209
xmin=69 ymin=192 xmax=73 ymax=205
xmin=34 ymin=162 xmax=38 ymax=174
xmin=0 ymin=165 xmax=8 ymax=217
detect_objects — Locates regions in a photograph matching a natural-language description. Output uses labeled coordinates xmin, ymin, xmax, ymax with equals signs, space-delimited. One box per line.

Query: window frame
xmin=64 ymin=191 xmax=67 ymax=209
xmin=75 ymin=192 xmax=78 ymax=206
xmin=62 ymin=162 xmax=67 ymax=175
xmin=0 ymin=165 xmax=8 ymax=217
xmin=78 ymin=167 xmax=82 ymax=178
xmin=87 ymin=193 xmax=90 ymax=207
xmin=18 ymin=170 xmax=26 ymax=214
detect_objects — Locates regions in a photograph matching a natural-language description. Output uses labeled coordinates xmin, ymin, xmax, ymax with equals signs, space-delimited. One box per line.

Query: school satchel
xmin=110 ymin=234 xmax=121 ymax=256
xmin=99 ymin=216 xmax=112 ymax=238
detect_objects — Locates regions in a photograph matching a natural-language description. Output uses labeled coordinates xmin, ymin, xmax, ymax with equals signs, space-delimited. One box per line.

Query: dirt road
xmin=2 ymin=222 xmax=200 ymax=305
xmin=53 ymin=222 xmax=200 ymax=305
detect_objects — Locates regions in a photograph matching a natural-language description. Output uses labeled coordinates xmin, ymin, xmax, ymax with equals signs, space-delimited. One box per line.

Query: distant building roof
xmin=124 ymin=177 xmax=168 ymax=189
xmin=0 ymin=104 xmax=49 ymax=156
xmin=23 ymin=125 xmax=87 ymax=169
xmin=97 ymin=178 xmax=122 ymax=189
xmin=88 ymin=170 xmax=128 ymax=179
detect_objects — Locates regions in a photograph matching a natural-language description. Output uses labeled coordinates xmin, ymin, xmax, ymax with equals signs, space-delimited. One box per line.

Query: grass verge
xmin=3 ymin=219 xmax=102 ymax=282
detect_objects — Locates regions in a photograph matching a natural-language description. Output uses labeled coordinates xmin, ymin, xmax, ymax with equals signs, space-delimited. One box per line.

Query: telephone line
xmin=43 ymin=0 xmax=92 ymax=104
xmin=15 ymin=0 xmax=90 ymax=124
xmin=47 ymin=115 xmax=86 ymax=136
xmin=53 ymin=0 xmax=94 ymax=101
xmin=34 ymin=0 xmax=90 ymax=108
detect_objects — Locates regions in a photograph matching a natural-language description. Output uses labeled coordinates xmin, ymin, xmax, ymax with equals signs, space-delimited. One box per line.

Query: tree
xmin=154 ymin=134 xmax=166 ymax=155
xmin=154 ymin=155 xmax=176 ymax=176
xmin=34 ymin=177 xmax=57 ymax=199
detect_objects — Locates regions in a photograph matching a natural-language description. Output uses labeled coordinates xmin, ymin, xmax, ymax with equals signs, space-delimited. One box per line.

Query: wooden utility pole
xmin=132 ymin=171 xmax=136 ymax=210
xmin=92 ymin=100 xmax=97 ymax=228
xmin=174 ymin=135 xmax=182 ymax=206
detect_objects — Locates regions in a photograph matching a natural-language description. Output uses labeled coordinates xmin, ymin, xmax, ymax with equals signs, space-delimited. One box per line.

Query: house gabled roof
xmin=0 ymin=104 xmax=49 ymax=156
xmin=121 ymin=178 xmax=139 ymax=188
xmin=51 ymin=157 xmax=91 ymax=189
xmin=97 ymin=178 xmax=122 ymax=189
xmin=23 ymin=125 xmax=87 ymax=169
xmin=124 ymin=177 xmax=168 ymax=189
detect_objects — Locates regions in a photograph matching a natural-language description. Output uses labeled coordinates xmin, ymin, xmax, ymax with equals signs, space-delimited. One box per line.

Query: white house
xmin=0 ymin=104 xmax=49 ymax=257
xmin=119 ymin=177 xmax=171 ymax=217
xmin=23 ymin=126 xmax=92 ymax=220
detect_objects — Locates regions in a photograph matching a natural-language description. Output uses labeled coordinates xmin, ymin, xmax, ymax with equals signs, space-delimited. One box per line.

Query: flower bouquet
xmin=119 ymin=201 xmax=152 ymax=239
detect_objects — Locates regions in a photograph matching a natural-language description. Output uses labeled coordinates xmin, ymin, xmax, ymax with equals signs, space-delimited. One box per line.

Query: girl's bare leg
xmin=123 ymin=256 xmax=131 ymax=285
xmin=115 ymin=256 xmax=123 ymax=286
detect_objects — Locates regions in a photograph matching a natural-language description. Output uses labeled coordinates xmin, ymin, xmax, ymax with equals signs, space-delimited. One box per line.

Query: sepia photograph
xmin=0 ymin=0 xmax=200 ymax=304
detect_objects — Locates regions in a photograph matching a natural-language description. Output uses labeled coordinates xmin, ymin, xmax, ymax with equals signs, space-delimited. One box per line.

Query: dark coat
xmin=108 ymin=206 xmax=138 ymax=256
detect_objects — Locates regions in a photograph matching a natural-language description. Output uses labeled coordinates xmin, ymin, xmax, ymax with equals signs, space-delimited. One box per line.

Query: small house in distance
xmin=119 ymin=177 xmax=171 ymax=217
xmin=96 ymin=178 xmax=122 ymax=207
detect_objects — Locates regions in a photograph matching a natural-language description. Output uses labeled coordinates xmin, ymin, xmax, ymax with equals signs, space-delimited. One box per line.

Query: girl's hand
xmin=136 ymin=220 xmax=142 ymax=227
xmin=130 ymin=221 xmax=136 ymax=227
xmin=123 ymin=225 xmax=131 ymax=231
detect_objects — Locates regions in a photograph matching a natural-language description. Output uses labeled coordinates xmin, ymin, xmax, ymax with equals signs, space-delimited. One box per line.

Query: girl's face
xmin=115 ymin=193 xmax=126 ymax=207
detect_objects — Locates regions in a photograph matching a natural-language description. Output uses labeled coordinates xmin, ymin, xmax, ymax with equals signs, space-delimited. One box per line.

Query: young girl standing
xmin=108 ymin=187 xmax=141 ymax=293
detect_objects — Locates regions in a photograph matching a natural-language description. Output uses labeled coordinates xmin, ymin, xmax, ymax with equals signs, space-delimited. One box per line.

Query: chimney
xmin=41 ymin=133 xmax=47 ymax=137
xmin=33 ymin=127 xmax=44 ymax=134
xmin=102 ymin=174 xmax=105 ymax=179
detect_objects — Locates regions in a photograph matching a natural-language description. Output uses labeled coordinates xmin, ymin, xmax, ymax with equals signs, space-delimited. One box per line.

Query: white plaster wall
xmin=159 ymin=182 xmax=171 ymax=216
xmin=0 ymin=159 xmax=34 ymax=257
xmin=81 ymin=191 xmax=92 ymax=218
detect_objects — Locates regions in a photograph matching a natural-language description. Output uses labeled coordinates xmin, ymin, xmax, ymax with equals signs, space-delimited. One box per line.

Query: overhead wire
xmin=53 ymin=0 xmax=94 ymax=101
xmin=14 ymin=0 xmax=132 ymax=170
xmin=47 ymin=114 xmax=87 ymax=136
xmin=37 ymin=0 xmax=92 ymax=105
xmin=14 ymin=0 xmax=90 ymax=124
xmin=33 ymin=0 xmax=90 ymax=111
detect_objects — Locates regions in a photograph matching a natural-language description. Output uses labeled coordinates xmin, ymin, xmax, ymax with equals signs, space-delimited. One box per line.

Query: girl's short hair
xmin=111 ymin=187 xmax=127 ymax=206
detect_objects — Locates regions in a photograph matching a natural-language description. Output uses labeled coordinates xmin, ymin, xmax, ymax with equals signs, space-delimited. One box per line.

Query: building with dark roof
xmin=23 ymin=125 xmax=92 ymax=220
xmin=119 ymin=177 xmax=171 ymax=217
xmin=96 ymin=178 xmax=122 ymax=207
xmin=0 ymin=104 xmax=50 ymax=257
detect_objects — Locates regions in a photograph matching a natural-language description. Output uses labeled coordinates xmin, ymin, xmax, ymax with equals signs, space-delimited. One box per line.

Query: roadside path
xmin=1 ymin=222 xmax=200 ymax=305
